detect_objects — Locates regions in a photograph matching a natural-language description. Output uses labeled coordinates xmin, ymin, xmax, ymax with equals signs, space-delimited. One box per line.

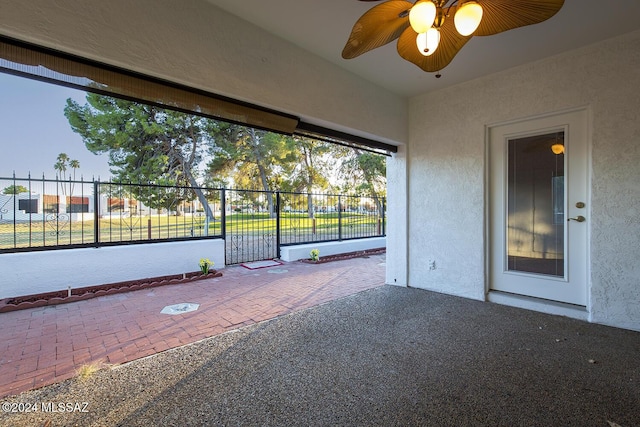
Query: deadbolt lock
xmin=575 ymin=202 xmax=585 ymax=208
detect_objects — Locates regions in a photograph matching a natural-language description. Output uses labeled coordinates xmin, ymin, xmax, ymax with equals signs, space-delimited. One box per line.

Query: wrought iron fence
xmin=0 ymin=175 xmax=224 ymax=251
xmin=222 ymin=189 xmax=385 ymax=264
xmin=0 ymin=175 xmax=386 ymax=264
xmin=279 ymin=191 xmax=385 ymax=244
xmin=223 ymin=189 xmax=277 ymax=265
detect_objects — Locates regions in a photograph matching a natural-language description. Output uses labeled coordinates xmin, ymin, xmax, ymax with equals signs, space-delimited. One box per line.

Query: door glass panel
xmin=507 ymin=132 xmax=565 ymax=277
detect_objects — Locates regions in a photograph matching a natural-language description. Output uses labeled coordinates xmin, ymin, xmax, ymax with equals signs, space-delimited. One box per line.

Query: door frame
xmin=484 ymin=107 xmax=592 ymax=315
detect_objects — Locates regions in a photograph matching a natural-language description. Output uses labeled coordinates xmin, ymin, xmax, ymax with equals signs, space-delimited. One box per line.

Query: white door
xmin=489 ymin=109 xmax=588 ymax=306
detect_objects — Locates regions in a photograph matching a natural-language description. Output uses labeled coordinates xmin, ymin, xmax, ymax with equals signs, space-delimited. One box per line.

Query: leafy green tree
xmin=207 ymin=123 xmax=296 ymax=217
xmin=286 ymin=137 xmax=332 ymax=218
xmin=64 ymin=94 xmax=215 ymax=218
xmin=338 ymin=149 xmax=387 ymax=213
xmin=2 ymin=184 xmax=28 ymax=195
xmin=64 ymin=92 xmax=385 ymax=223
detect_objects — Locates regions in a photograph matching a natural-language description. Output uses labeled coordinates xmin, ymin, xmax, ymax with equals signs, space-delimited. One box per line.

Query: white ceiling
xmin=205 ymin=0 xmax=640 ymax=98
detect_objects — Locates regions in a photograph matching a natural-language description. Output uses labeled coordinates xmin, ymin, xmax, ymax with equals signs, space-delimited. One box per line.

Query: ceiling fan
xmin=343 ymin=0 xmax=565 ymax=75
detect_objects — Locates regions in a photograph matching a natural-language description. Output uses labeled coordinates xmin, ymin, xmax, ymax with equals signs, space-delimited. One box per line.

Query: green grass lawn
xmin=0 ymin=212 xmax=384 ymax=250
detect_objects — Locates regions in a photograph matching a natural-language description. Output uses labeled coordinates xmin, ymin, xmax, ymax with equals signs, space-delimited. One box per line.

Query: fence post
xmin=28 ymin=173 xmax=33 ymax=247
xmin=338 ymin=195 xmax=343 ymax=241
xmin=220 ymin=188 xmax=226 ymax=241
xmin=12 ymin=172 xmax=16 ymax=248
xmin=93 ymin=180 xmax=99 ymax=247
xmin=276 ymin=191 xmax=281 ymax=259
xmin=381 ymin=198 xmax=386 ymax=236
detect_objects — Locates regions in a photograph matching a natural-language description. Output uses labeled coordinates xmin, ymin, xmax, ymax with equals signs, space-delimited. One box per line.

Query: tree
xmin=338 ymin=149 xmax=387 ymax=214
xmin=53 ymin=153 xmax=80 ymax=195
xmin=64 ymin=94 xmax=215 ymax=218
xmin=206 ymin=123 xmax=296 ymax=218
xmin=69 ymin=159 xmax=81 ymax=181
xmin=286 ymin=137 xmax=332 ymax=218
xmin=2 ymin=185 xmax=28 ymax=195
xmin=53 ymin=153 xmax=70 ymax=180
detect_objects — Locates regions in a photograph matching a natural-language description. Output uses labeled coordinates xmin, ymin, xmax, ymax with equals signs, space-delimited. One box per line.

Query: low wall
xmin=0 ymin=239 xmax=225 ymax=299
xmin=279 ymin=237 xmax=386 ymax=262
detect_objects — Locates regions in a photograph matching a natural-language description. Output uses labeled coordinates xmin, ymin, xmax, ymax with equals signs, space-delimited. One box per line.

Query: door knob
xmin=567 ymin=215 xmax=586 ymax=222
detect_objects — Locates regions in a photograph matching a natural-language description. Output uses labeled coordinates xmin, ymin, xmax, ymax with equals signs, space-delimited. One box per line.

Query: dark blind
xmin=0 ymin=36 xmax=398 ymax=155
xmin=0 ymin=37 xmax=299 ymax=134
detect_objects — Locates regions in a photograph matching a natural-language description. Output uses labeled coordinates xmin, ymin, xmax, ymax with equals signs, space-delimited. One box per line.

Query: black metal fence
xmin=0 ymin=175 xmax=386 ymax=264
xmin=223 ymin=189 xmax=385 ymax=264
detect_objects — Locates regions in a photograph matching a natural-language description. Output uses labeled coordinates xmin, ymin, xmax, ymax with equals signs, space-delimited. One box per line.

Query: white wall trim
xmin=279 ymin=238 xmax=385 ymax=262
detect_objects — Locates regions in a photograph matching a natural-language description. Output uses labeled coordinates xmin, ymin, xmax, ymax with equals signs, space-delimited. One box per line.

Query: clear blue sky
xmin=0 ymin=72 xmax=112 ymax=180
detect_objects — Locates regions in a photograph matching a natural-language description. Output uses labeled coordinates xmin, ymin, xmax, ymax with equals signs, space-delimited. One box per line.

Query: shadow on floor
xmin=1 ymin=285 xmax=639 ymax=426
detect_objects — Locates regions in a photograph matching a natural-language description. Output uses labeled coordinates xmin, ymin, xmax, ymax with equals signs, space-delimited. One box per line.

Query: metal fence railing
xmin=223 ymin=188 xmax=278 ymax=265
xmin=279 ymin=191 xmax=385 ymax=245
xmin=222 ymin=189 xmax=385 ymax=264
xmin=0 ymin=175 xmax=386 ymax=264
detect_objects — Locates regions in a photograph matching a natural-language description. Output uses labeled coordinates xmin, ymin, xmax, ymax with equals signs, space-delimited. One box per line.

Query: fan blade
xmin=342 ymin=1 xmax=413 ymax=59
xmin=397 ymin=18 xmax=471 ymax=72
xmin=474 ymin=0 xmax=565 ymax=36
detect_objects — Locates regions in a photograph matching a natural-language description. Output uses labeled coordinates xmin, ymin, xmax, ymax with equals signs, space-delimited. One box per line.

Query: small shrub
xmin=310 ymin=249 xmax=320 ymax=262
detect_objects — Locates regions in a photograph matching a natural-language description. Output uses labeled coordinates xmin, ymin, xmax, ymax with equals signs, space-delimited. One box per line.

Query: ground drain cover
xmin=267 ymin=269 xmax=288 ymax=274
xmin=161 ymin=303 xmax=200 ymax=315
xmin=241 ymin=260 xmax=283 ymax=270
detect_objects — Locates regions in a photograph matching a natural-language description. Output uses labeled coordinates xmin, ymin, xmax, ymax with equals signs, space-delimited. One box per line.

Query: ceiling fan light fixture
xmin=417 ymin=28 xmax=441 ymax=56
xmin=343 ymin=0 xmax=565 ymax=74
xmin=409 ymin=1 xmax=437 ymax=34
xmin=454 ymin=1 xmax=483 ymax=36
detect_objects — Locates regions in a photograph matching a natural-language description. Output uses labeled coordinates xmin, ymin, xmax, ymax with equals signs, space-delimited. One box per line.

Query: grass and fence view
xmin=0 ymin=175 xmax=385 ymax=263
xmin=1 ymin=62 xmax=388 ymax=264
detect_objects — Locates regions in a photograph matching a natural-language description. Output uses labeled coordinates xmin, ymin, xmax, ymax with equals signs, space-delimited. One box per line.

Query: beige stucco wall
xmin=0 ymin=0 xmax=407 ymax=146
xmin=406 ymin=30 xmax=640 ymax=331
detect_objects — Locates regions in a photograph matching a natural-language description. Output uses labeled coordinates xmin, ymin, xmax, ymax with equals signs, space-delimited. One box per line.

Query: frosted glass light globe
xmin=410 ymin=1 xmax=437 ymax=34
xmin=416 ymin=28 xmax=440 ymax=56
xmin=454 ymin=2 xmax=483 ymax=36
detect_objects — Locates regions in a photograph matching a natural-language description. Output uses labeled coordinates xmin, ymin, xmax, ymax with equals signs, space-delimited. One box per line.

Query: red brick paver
xmin=0 ymin=255 xmax=385 ymax=398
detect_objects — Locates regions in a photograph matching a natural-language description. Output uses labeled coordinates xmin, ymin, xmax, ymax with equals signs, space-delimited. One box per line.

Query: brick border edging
xmin=0 ymin=270 xmax=223 ymax=313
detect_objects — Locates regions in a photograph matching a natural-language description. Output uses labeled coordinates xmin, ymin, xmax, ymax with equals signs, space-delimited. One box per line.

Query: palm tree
xmin=54 ymin=153 xmax=69 ymax=181
xmin=53 ymin=153 xmax=80 ymax=197
xmin=54 ymin=153 xmax=70 ymax=196
xmin=70 ymin=159 xmax=80 ymax=180
xmin=69 ymin=159 xmax=80 ymax=196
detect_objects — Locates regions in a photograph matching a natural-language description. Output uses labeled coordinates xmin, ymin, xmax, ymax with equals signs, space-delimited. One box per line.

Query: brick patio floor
xmin=0 ymin=254 xmax=386 ymax=398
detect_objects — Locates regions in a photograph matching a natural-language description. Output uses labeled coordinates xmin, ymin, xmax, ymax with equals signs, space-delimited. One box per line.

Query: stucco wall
xmin=0 ymin=239 xmax=225 ymax=299
xmin=0 ymin=0 xmax=407 ymax=146
xmin=279 ymin=237 xmax=386 ymax=262
xmin=406 ymin=30 xmax=640 ymax=331
xmin=385 ymin=145 xmax=409 ymax=287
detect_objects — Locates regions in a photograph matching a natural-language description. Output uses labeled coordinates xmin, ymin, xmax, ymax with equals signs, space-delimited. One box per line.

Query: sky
xmin=0 ymin=72 xmax=112 ymax=180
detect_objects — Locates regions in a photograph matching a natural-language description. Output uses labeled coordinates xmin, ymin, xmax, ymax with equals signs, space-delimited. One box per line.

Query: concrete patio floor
xmin=2 ymin=253 xmax=640 ymax=426
xmin=0 ymin=254 xmax=386 ymax=398
xmin=0 ymin=275 xmax=639 ymax=426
